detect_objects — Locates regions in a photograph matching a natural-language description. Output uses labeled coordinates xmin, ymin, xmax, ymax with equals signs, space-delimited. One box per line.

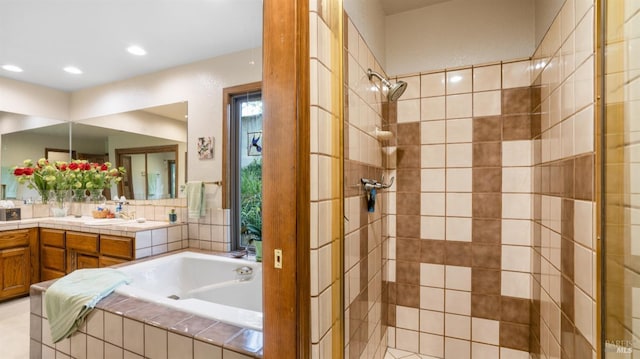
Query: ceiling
xmin=381 ymin=0 xmax=453 ymax=15
xmin=0 ymin=0 xmax=263 ymax=92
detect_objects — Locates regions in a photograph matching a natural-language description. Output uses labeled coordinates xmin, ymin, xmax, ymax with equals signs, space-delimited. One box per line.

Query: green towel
xmin=44 ymin=268 xmax=131 ymax=343
xmin=186 ymin=181 xmax=205 ymax=218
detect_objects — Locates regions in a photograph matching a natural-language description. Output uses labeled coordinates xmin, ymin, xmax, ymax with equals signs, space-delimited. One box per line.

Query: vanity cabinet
xmin=40 ymin=229 xmax=66 ymax=280
xmin=0 ymin=228 xmax=38 ymax=300
xmin=40 ymin=228 xmax=134 ymax=279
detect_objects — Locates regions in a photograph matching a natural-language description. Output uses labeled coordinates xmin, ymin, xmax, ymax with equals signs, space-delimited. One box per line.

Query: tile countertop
xmin=0 ymin=216 xmax=178 ymax=233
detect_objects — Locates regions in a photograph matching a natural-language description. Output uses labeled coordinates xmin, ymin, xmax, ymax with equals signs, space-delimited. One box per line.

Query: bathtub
xmin=114 ymin=251 xmax=263 ymax=330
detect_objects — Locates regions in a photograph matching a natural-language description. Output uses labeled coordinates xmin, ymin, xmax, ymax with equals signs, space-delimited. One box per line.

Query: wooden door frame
xmin=262 ymin=0 xmax=311 ymax=358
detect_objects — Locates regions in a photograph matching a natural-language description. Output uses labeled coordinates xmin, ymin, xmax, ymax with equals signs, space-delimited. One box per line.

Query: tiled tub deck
xmin=29 ymin=283 xmax=263 ymax=359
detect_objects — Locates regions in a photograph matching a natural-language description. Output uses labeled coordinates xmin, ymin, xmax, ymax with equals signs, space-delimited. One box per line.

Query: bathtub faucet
xmin=234 ymin=266 xmax=254 ymax=281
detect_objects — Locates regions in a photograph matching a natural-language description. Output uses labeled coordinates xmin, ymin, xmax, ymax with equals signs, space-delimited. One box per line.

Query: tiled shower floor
xmin=0 ymin=296 xmax=30 ymax=359
xmin=384 ymin=348 xmax=439 ymax=359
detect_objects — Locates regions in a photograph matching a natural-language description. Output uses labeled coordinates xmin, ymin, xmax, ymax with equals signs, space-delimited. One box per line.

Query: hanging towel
xmin=44 ymin=268 xmax=131 ymax=343
xmin=186 ymin=180 xmax=205 ymax=218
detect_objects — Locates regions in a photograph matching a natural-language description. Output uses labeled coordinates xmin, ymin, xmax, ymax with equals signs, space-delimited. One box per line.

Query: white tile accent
xmin=445 ymin=289 xmax=471 ymax=315
xmin=501 ymin=271 xmax=531 ymax=299
xmin=420 ymin=263 xmax=445 ymax=287
xmin=421 ymin=96 xmax=446 ymax=121
xmin=398 ymin=99 xmax=421 ymax=123
xmin=420 ymin=309 xmax=444 ymax=335
xmin=445 ymin=313 xmax=471 ymax=340
xmin=419 ymin=333 xmax=444 ymax=357
xmin=421 ymin=144 xmax=446 ymax=168
xmin=446 ymin=118 xmax=473 ymax=143
xmin=502 ymin=60 xmax=531 ymax=89
xmin=446 ymin=217 xmax=472 ymax=242
xmin=473 ymin=65 xmax=501 ymax=92
xmin=396 ymin=306 xmax=420 ymax=331
xmin=421 ymin=216 xmax=445 ymax=240
xmin=446 ymin=69 xmax=472 ymax=94
xmin=473 ymin=91 xmax=502 ymax=117
xmin=502 ymin=245 xmax=531 ymax=272
xmin=502 ymin=140 xmax=532 ymax=167
xmin=446 ymin=94 xmax=473 ymax=119
xmin=421 ymin=72 xmax=446 ymax=97
xmin=472 ymin=342 xmax=499 ymax=359
xmin=395 ymin=328 xmax=419 ymax=353
xmin=471 ymin=317 xmax=500 ymax=345
xmin=445 ymin=265 xmax=471 ymax=291
xmin=420 ymin=286 xmax=445 ymax=311
xmin=446 ymin=143 xmax=473 ymax=167
xmin=445 ymin=336 xmax=471 ymax=359
xmin=421 ymin=120 xmax=446 ymax=144
xmin=446 ymin=168 xmax=472 ymax=192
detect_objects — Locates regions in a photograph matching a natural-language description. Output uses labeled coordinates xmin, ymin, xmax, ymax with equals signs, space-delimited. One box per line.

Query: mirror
xmin=1 ymin=102 xmax=187 ymax=201
xmin=0 ymin=1 xmax=262 ymax=204
xmin=0 ymin=114 xmax=68 ymax=200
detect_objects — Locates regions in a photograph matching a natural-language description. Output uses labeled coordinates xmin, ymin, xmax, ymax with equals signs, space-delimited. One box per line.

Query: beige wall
xmin=384 ymin=0 xmax=536 ymax=75
xmin=0 ymin=76 xmax=69 ymax=121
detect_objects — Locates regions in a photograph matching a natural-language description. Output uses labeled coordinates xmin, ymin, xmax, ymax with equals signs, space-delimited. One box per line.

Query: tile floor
xmin=384 ymin=348 xmax=439 ymax=359
xmin=0 ymin=295 xmax=31 ymax=359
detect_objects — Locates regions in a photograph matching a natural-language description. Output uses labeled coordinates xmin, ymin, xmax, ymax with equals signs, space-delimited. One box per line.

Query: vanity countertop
xmin=0 ymin=216 xmax=178 ymax=234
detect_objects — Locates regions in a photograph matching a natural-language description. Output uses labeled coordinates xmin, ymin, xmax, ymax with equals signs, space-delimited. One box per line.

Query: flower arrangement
xmin=13 ymin=158 xmax=125 ymax=203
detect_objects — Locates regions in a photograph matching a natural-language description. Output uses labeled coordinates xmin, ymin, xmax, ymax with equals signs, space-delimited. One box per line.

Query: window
xmin=229 ymin=90 xmax=263 ymax=249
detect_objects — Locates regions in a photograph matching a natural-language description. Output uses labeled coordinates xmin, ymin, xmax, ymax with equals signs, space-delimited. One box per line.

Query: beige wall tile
xmin=473 ymin=91 xmax=502 ymax=117
xmin=445 ymin=336 xmax=471 ymax=359
xmin=398 ymin=99 xmax=421 ymax=123
xmin=471 ymin=317 xmax=500 ymax=345
xmin=421 ymin=120 xmax=446 ymax=144
xmin=446 ymin=118 xmax=473 ymax=143
xmin=502 ymin=60 xmax=531 ymax=89
xmin=421 ymin=72 xmax=446 ymax=97
xmin=446 ymin=93 xmax=473 ymax=119
xmin=419 ymin=333 xmax=444 ymax=357
xmin=473 ymin=65 xmax=501 ymax=92
xmin=421 ymin=96 xmax=446 ymax=121
xmin=447 ymin=69 xmax=473 ymax=95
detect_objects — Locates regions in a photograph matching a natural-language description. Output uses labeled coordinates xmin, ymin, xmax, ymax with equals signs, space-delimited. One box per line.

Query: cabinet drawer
xmin=40 ymin=229 xmax=65 ymax=248
xmin=0 ymin=229 xmax=30 ymax=250
xmin=41 ymin=247 xmax=65 ymax=272
xmin=66 ymin=232 xmax=98 ymax=253
xmin=100 ymin=235 xmax=133 ymax=260
xmin=99 ymin=256 xmax=128 ymax=267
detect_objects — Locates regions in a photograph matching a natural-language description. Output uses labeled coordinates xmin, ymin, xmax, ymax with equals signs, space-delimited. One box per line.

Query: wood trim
xmin=221 ymin=81 xmax=262 ymax=210
xmin=262 ymin=0 xmax=310 ymax=357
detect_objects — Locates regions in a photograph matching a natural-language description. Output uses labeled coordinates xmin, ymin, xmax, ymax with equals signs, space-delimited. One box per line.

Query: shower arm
xmin=367 ymin=69 xmax=392 ymax=88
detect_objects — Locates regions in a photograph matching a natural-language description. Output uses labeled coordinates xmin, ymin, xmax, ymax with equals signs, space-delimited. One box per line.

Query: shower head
xmin=367 ymin=68 xmax=408 ymax=101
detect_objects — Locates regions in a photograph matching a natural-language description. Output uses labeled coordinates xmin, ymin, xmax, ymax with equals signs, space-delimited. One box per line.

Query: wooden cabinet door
xmin=40 ymin=228 xmax=66 ymax=280
xmin=77 ymin=254 xmax=99 ymax=269
xmin=0 ymin=247 xmax=30 ymax=299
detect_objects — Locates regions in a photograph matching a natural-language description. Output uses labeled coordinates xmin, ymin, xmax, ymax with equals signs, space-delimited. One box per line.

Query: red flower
xmin=58 ymin=163 xmax=67 ymax=171
xmin=69 ymin=162 xmax=79 ymax=170
xmin=13 ymin=168 xmax=24 ymax=176
xmin=100 ymin=164 xmax=108 ymax=171
xmin=24 ymin=168 xmax=34 ymax=175
xmin=83 ymin=163 xmax=91 ymax=170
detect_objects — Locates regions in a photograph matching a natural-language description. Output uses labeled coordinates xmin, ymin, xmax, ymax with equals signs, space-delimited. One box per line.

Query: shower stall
xmin=602 ymin=0 xmax=640 ymax=357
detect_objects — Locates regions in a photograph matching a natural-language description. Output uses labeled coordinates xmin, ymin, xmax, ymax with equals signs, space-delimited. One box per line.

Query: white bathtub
xmin=114 ymin=251 xmax=263 ymax=330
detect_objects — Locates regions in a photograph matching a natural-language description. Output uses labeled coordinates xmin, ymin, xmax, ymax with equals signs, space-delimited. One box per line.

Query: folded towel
xmin=186 ymin=181 xmax=205 ymax=218
xmin=44 ymin=268 xmax=131 ymax=343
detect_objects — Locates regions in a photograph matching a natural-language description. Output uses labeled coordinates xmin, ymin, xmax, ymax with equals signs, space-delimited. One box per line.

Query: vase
xmin=50 ymin=190 xmax=70 ymax=217
xmin=70 ymin=189 xmax=87 ymax=217
xmin=253 ymin=240 xmax=262 ymax=262
xmin=88 ymin=189 xmax=107 ymax=207
xmin=37 ymin=188 xmax=50 ymax=204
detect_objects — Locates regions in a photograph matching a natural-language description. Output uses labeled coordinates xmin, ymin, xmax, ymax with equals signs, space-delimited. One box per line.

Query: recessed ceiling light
xmin=127 ymin=45 xmax=147 ymax=56
xmin=2 ymin=64 xmax=23 ymax=73
xmin=63 ymin=66 xmax=83 ymax=75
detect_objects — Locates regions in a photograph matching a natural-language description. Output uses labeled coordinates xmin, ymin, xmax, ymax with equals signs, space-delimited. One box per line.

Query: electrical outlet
xmin=274 ymin=249 xmax=282 ymax=269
